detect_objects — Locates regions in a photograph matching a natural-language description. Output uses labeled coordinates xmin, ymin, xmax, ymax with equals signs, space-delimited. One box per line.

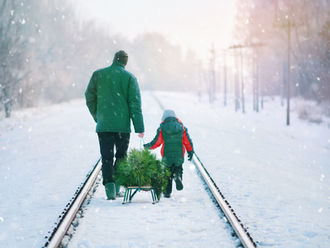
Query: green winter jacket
xmin=85 ymin=60 xmax=144 ymax=133
xmin=144 ymin=117 xmax=193 ymax=167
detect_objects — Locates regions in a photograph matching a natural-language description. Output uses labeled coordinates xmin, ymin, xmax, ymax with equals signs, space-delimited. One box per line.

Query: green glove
xmin=187 ymin=151 xmax=194 ymax=161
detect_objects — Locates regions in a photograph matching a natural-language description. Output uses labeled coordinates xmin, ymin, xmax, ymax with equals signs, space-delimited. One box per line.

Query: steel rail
xmin=43 ymin=158 xmax=102 ymax=248
xmin=152 ymin=92 xmax=257 ymax=247
xmin=192 ymin=154 xmax=257 ymax=248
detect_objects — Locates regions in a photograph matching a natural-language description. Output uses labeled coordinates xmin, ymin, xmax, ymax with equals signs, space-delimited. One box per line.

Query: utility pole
xmin=209 ymin=45 xmax=216 ymax=103
xmin=229 ymin=45 xmax=243 ymax=112
xmin=239 ymin=47 xmax=245 ymax=113
xmin=260 ymin=64 xmax=264 ymax=110
xmin=230 ymin=45 xmax=243 ymax=112
xmin=252 ymin=52 xmax=259 ymax=112
xmin=275 ymin=18 xmax=293 ymax=125
xmin=252 ymin=53 xmax=256 ymax=111
xmin=255 ymin=52 xmax=259 ymax=112
xmin=250 ymin=43 xmax=265 ymax=112
xmin=223 ymin=49 xmax=227 ymax=107
xmin=229 ymin=43 xmax=264 ymax=113
xmin=281 ymin=61 xmax=286 ymax=106
xmin=197 ymin=60 xmax=203 ymax=102
xmin=234 ymin=49 xmax=240 ymax=111
xmin=286 ymin=18 xmax=291 ymax=126
xmin=273 ymin=5 xmax=300 ymax=125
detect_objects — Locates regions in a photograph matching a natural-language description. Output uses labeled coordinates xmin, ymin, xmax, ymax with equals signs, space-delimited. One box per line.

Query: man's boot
xmin=116 ymin=184 xmax=123 ymax=197
xmin=105 ymin=182 xmax=116 ymax=200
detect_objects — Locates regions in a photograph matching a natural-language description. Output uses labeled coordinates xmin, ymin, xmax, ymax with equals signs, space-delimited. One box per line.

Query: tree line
xmin=0 ymin=0 xmax=197 ymax=118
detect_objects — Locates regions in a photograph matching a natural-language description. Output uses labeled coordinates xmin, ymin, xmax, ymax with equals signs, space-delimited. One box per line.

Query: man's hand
xmin=187 ymin=151 xmax=194 ymax=161
xmin=138 ymin=133 xmax=144 ymax=138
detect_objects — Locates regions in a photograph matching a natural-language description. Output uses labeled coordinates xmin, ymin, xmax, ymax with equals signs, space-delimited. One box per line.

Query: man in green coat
xmin=85 ymin=50 xmax=144 ymax=200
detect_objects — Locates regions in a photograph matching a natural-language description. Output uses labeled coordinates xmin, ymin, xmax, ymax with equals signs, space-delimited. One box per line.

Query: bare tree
xmin=0 ymin=0 xmax=27 ymax=117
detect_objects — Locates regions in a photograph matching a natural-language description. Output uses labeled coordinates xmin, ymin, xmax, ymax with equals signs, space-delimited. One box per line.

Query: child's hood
xmin=161 ymin=117 xmax=184 ymax=135
xmin=161 ymin=109 xmax=176 ymax=121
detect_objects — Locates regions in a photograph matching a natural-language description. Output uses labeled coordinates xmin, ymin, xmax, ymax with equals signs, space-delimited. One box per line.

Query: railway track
xmin=42 ymin=158 xmax=102 ymax=248
xmin=192 ymin=154 xmax=257 ymax=248
xmin=42 ymin=94 xmax=257 ymax=248
xmin=153 ymin=94 xmax=257 ymax=248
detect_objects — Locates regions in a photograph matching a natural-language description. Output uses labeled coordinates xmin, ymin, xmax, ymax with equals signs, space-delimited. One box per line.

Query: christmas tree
xmin=115 ymin=149 xmax=170 ymax=199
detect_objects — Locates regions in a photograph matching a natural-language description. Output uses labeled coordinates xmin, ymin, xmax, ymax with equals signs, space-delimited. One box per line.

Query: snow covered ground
xmin=67 ymin=97 xmax=237 ymax=248
xmin=0 ymin=91 xmax=329 ymax=247
xmin=0 ymin=100 xmax=100 ymax=247
xmin=68 ymin=163 xmax=236 ymax=248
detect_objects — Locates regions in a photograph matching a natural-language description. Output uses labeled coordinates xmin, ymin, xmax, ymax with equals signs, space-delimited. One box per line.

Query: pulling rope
xmin=139 ymin=137 xmax=145 ymax=150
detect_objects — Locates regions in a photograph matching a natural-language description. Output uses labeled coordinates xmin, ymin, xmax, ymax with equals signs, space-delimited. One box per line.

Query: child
xmin=144 ymin=110 xmax=194 ymax=198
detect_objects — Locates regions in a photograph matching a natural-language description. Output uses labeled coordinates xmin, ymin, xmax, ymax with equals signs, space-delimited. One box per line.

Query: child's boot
xmin=164 ymin=178 xmax=172 ymax=198
xmin=174 ymin=174 xmax=183 ymax=191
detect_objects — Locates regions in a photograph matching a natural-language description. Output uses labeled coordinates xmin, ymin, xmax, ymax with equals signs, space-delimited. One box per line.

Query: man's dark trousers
xmin=97 ymin=132 xmax=130 ymax=185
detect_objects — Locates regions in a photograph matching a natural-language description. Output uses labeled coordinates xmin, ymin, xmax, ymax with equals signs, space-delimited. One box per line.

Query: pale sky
xmin=70 ymin=0 xmax=237 ymax=60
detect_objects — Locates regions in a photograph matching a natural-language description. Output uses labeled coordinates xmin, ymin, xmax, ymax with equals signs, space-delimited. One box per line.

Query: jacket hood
xmin=161 ymin=109 xmax=176 ymax=121
xmin=161 ymin=117 xmax=183 ymax=136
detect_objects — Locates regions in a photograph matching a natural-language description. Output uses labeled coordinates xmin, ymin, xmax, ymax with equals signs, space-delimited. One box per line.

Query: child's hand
xmin=138 ymin=133 xmax=144 ymax=138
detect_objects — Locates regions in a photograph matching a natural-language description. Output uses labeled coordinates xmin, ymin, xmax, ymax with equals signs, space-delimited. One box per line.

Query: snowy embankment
xmin=0 ymin=91 xmax=329 ymax=248
xmin=0 ymin=100 xmax=99 ymax=247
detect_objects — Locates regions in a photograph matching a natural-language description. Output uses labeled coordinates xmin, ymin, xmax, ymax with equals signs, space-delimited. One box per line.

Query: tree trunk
xmin=4 ymin=101 xmax=11 ymax=118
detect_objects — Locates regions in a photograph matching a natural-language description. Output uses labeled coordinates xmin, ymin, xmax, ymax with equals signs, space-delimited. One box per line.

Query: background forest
xmin=0 ymin=0 xmax=329 ymax=118
xmin=0 ymin=0 xmax=197 ymax=118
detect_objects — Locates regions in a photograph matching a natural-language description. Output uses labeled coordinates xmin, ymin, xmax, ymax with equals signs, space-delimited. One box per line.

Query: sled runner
xmin=122 ymin=185 xmax=159 ymax=204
